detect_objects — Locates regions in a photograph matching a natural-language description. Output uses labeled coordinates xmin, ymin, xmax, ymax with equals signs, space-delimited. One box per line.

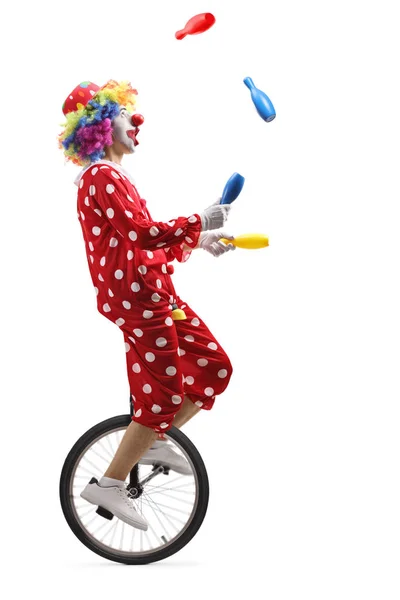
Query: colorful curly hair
xmin=58 ymin=80 xmax=138 ymax=167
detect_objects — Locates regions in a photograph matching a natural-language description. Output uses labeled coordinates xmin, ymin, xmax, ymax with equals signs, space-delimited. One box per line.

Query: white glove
xmin=200 ymin=198 xmax=231 ymax=231
xmin=198 ymin=231 xmax=236 ymax=258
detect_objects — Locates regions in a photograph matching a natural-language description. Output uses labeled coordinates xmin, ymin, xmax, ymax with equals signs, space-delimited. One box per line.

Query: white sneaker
xmin=139 ymin=440 xmax=192 ymax=475
xmin=80 ymin=478 xmax=148 ymax=530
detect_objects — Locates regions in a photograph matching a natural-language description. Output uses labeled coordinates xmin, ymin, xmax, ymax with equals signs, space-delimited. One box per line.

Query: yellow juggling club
xmin=220 ymin=233 xmax=269 ymax=249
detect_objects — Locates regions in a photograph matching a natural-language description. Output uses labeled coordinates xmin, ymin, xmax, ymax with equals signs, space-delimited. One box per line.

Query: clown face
xmin=112 ymin=107 xmax=141 ymax=153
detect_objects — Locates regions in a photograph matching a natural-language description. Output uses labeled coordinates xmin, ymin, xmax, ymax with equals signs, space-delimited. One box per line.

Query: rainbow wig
xmin=58 ymin=80 xmax=138 ymax=167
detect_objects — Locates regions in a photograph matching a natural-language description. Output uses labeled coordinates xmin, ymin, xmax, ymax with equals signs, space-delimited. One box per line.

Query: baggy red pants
xmin=122 ymin=295 xmax=233 ymax=433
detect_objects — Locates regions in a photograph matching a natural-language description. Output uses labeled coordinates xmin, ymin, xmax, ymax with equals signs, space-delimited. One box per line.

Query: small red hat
xmin=62 ymin=81 xmax=101 ymax=115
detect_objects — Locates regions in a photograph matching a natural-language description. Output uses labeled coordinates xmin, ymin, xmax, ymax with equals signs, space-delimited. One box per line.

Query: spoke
xmin=142 ymin=492 xmax=182 ymax=532
xmin=83 ymin=514 xmax=99 ymax=529
xmin=73 ymin=497 xmax=92 ymax=507
xmin=109 ymin=519 xmax=119 ymax=548
xmin=89 ymin=445 xmax=113 ymax=465
xmin=97 ymin=439 xmax=116 ymax=461
xmin=142 ymin=493 xmax=174 ymax=541
xmin=81 ymin=455 xmax=103 ymax=476
xmin=129 ymin=524 xmax=136 ymax=552
xmin=100 ymin=519 xmax=118 ymax=544
xmin=76 ymin=506 xmax=96 ymax=519
xmin=143 ymin=528 xmax=153 ymax=552
xmin=106 ymin=434 xmax=116 ymax=458
xmin=75 ymin=464 xmax=98 ymax=477
xmin=144 ymin=499 xmax=191 ymax=516
xmin=145 ymin=488 xmax=195 ymax=505
xmin=119 ymin=520 xmax=125 ymax=550
xmin=146 ymin=479 xmax=195 ymax=491
xmin=92 ymin=516 xmax=113 ymax=537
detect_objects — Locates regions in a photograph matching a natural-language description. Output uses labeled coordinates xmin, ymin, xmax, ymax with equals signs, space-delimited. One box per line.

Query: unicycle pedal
xmin=96 ymin=506 xmax=114 ymax=520
xmin=152 ymin=463 xmax=170 ymax=475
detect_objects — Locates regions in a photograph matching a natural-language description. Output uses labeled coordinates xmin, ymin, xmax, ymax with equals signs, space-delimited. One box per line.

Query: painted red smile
xmin=127 ymin=128 xmax=140 ymax=146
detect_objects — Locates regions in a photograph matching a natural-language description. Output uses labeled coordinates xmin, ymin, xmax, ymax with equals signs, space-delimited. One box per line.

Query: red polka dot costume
xmin=75 ymin=160 xmax=233 ymax=433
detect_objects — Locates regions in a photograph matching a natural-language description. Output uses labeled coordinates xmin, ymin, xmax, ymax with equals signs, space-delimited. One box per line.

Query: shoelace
xmin=117 ymin=487 xmax=138 ymax=509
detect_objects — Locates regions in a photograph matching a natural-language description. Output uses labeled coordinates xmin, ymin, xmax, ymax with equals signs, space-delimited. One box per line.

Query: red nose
xmin=131 ymin=114 xmax=144 ymax=126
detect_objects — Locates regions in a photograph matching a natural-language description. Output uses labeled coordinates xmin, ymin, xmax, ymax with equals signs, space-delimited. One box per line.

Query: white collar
xmin=74 ymin=160 xmax=136 ymax=187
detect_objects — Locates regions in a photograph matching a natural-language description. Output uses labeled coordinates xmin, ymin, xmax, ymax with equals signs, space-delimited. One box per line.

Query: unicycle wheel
xmin=59 ymin=415 xmax=209 ymax=564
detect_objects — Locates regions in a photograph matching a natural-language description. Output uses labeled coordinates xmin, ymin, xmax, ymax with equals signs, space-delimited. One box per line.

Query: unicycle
xmin=59 ymin=397 xmax=209 ymax=564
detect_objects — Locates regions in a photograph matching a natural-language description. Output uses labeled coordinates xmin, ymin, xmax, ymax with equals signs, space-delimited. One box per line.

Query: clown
xmin=59 ymin=80 xmax=236 ymax=530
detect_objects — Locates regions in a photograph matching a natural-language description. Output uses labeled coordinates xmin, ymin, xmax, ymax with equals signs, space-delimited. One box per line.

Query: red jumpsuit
xmin=75 ymin=160 xmax=233 ymax=432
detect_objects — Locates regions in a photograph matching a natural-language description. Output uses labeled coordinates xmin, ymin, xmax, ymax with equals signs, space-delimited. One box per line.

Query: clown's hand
xmin=198 ymin=231 xmax=236 ymax=258
xmin=200 ymin=199 xmax=231 ymax=231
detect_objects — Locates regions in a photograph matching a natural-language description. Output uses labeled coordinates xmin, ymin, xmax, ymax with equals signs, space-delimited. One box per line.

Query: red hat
xmin=62 ymin=81 xmax=101 ymax=115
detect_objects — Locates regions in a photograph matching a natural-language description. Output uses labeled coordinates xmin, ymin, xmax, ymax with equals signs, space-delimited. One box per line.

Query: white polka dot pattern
xmin=78 ymin=169 xmax=230 ymax=431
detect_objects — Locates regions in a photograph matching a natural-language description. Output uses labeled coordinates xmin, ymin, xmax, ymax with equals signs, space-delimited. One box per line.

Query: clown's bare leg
xmin=172 ymin=394 xmax=202 ymax=429
xmin=104 ymin=421 xmax=157 ymax=481
xmin=103 ymin=395 xmax=200 ymax=480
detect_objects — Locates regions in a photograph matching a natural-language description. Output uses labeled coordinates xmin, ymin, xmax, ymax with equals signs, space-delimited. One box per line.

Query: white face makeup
xmin=112 ymin=107 xmax=139 ymax=153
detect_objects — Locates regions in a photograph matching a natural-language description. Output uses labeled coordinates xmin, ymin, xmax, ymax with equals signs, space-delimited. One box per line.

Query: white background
xmin=1 ymin=0 xmax=400 ymax=598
